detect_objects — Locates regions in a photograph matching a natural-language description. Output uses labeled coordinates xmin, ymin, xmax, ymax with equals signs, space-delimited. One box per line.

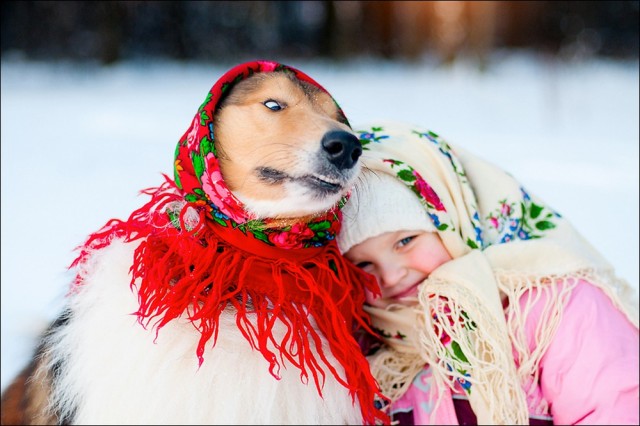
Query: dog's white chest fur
xmin=50 ymin=239 xmax=362 ymax=424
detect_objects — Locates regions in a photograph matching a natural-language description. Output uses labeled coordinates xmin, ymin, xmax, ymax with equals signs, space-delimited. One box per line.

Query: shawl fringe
xmin=70 ymin=176 xmax=390 ymax=425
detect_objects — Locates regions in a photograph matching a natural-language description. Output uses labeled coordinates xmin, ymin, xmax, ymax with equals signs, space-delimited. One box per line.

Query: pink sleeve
xmin=525 ymin=280 xmax=639 ymax=425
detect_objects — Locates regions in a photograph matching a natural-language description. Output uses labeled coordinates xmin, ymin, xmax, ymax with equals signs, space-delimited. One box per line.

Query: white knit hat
xmin=337 ymin=171 xmax=436 ymax=253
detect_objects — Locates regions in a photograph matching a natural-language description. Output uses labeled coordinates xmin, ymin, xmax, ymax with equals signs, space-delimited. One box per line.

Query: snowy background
xmin=1 ymin=52 xmax=638 ymax=392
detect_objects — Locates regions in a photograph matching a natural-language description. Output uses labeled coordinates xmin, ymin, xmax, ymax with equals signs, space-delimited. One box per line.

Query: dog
xmin=0 ymin=61 xmax=386 ymax=425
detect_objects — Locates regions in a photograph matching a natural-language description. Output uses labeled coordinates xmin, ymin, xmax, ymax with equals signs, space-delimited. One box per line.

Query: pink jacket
xmin=391 ymin=280 xmax=639 ymax=425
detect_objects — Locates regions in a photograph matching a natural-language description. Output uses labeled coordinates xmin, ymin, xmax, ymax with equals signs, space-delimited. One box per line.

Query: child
xmin=337 ymin=121 xmax=639 ymax=425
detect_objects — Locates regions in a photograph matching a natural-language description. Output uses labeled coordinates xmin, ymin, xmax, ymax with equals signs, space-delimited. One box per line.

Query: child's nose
xmin=380 ymin=263 xmax=405 ymax=288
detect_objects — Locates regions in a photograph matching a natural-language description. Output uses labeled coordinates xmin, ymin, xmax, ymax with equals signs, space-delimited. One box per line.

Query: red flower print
xmin=176 ymin=158 xmax=203 ymax=195
xmin=490 ymin=216 xmax=499 ymax=228
xmin=185 ymin=116 xmax=201 ymax=151
xmin=268 ymin=223 xmax=314 ymax=249
xmin=413 ymin=171 xmax=445 ymax=211
xmin=201 ymin=153 xmax=247 ymax=223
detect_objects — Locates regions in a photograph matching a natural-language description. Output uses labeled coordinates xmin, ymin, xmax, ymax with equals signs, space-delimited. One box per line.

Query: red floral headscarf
xmin=174 ymin=60 xmax=350 ymax=248
xmin=70 ymin=60 xmax=388 ymax=425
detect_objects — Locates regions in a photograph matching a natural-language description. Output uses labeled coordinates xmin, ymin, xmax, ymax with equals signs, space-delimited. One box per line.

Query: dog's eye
xmin=263 ymin=100 xmax=284 ymax=111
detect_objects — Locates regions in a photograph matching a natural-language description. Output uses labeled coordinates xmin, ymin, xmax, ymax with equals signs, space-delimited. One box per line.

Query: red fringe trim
xmin=70 ymin=175 xmax=390 ymax=425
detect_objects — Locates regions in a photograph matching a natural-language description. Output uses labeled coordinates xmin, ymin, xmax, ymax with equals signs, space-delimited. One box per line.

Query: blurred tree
xmin=97 ymin=2 xmax=127 ymax=64
xmin=361 ymin=1 xmax=396 ymax=58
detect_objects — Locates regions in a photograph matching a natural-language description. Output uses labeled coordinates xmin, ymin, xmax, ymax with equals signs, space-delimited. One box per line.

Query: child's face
xmin=345 ymin=230 xmax=452 ymax=308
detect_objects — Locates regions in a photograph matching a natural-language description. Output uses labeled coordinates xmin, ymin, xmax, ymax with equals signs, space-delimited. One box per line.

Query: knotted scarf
xmin=70 ymin=61 xmax=388 ymax=425
xmin=347 ymin=121 xmax=638 ymax=424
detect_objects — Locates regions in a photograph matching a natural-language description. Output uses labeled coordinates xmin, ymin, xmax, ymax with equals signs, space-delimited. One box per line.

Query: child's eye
xmin=356 ymin=261 xmax=371 ymax=269
xmin=397 ymin=235 xmax=416 ymax=248
xmin=263 ymin=100 xmax=284 ymax=111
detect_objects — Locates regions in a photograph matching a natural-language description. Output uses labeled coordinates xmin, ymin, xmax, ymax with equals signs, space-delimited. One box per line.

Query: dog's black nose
xmin=321 ymin=130 xmax=362 ymax=170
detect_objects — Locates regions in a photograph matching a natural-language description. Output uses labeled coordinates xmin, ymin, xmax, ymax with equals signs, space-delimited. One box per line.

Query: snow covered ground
xmin=1 ymin=51 xmax=638 ymax=391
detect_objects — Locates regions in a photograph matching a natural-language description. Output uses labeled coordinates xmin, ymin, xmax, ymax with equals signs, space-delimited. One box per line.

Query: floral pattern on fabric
xmin=411 ymin=129 xmax=485 ymax=249
xmin=485 ymin=188 xmax=561 ymax=244
xmin=412 ymin=130 xmax=463 ymax=177
xmin=358 ymin=126 xmax=390 ymax=148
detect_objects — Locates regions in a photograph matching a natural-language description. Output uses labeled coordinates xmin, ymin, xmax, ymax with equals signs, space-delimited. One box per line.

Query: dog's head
xmin=212 ymin=68 xmax=361 ymax=221
xmin=174 ymin=61 xmax=361 ymax=226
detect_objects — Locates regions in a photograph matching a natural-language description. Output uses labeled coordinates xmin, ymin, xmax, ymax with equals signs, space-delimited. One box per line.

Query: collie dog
xmin=0 ymin=61 xmax=385 ymax=425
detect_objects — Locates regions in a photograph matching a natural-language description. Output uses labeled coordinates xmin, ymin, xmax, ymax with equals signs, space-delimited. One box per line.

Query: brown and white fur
xmin=0 ymin=71 xmax=365 ymax=425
